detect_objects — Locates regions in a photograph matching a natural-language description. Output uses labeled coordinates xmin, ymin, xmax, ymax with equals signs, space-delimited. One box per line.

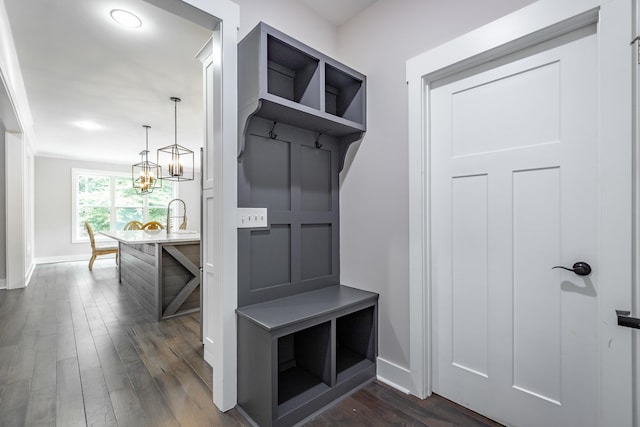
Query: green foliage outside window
xmin=77 ymin=175 xmax=111 ymax=238
xmin=77 ymin=175 xmax=110 ymax=206
xmin=79 ymin=207 xmax=110 ymax=238
xmin=115 ymin=177 xmax=144 ymax=229
xmin=76 ymin=170 xmax=174 ymax=240
xmin=115 ymin=177 xmax=143 ymax=207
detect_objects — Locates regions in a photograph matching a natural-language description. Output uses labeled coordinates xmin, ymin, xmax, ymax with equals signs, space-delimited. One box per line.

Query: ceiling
xmin=4 ymin=0 xmax=212 ymax=166
xmin=3 ymin=0 xmax=376 ymax=166
xmin=298 ymin=0 xmax=377 ymax=26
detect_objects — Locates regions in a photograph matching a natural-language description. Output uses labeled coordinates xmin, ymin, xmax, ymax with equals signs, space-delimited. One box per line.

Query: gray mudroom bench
xmin=235 ymin=22 xmax=376 ymax=427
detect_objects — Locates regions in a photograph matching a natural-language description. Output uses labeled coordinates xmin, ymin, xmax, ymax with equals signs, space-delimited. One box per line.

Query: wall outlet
xmin=237 ymin=207 xmax=268 ymax=228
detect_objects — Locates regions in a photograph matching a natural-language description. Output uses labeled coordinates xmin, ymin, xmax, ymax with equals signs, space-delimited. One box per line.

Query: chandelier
xmin=132 ymin=125 xmax=161 ymax=194
xmin=157 ymin=97 xmax=194 ymax=181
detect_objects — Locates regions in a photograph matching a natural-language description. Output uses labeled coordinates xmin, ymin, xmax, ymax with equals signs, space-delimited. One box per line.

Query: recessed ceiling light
xmin=73 ymin=120 xmax=103 ymax=131
xmin=110 ymin=9 xmax=142 ymax=28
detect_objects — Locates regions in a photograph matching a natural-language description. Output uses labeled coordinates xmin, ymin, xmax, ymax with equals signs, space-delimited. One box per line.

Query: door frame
xmin=142 ymin=0 xmax=239 ymax=412
xmin=406 ymin=0 xmax=636 ymax=425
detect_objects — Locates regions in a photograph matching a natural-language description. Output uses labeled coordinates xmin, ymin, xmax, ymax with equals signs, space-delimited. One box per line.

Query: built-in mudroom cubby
xmin=235 ymin=22 xmax=377 ymax=427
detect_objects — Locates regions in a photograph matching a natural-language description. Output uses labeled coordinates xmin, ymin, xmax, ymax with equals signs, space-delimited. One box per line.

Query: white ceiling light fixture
xmin=110 ymin=9 xmax=142 ymax=28
xmin=73 ymin=120 xmax=103 ymax=131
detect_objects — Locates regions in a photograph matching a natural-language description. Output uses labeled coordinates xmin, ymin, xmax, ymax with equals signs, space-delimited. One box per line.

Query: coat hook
xmin=314 ymin=133 xmax=323 ymax=149
xmin=269 ymin=121 xmax=277 ymax=139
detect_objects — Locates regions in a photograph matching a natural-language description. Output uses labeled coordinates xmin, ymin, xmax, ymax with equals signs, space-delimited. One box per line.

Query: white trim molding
xmin=24 ymin=262 xmax=34 ymax=287
xmin=142 ymin=0 xmax=239 ymax=412
xmin=0 ymin=0 xmax=34 ymax=137
xmin=170 ymin=0 xmax=239 ymax=413
xmin=377 ymin=357 xmax=412 ymax=394
xmin=407 ymin=1 xmax=635 ymax=425
xmin=5 ymin=131 xmax=26 ymax=290
xmin=634 ymin=4 xmax=640 ymax=427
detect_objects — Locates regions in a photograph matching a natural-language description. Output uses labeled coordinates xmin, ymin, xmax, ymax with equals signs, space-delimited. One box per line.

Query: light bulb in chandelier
xmin=168 ymin=146 xmax=184 ymax=176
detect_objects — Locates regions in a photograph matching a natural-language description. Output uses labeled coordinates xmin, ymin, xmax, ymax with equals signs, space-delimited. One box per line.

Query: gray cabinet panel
xmin=238 ymin=319 xmax=274 ymax=427
xmin=301 ymin=224 xmax=332 ymax=280
xmin=250 ymin=225 xmax=291 ymax=290
xmin=247 ymin=134 xmax=291 ymax=210
xmin=300 ymin=145 xmax=331 ymax=212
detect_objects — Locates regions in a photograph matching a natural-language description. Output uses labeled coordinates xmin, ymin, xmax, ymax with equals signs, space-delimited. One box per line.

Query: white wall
xmin=335 ymin=0 xmax=537 ymax=381
xmin=34 ymin=156 xmax=201 ymax=263
xmin=230 ymin=0 xmax=337 ymax=56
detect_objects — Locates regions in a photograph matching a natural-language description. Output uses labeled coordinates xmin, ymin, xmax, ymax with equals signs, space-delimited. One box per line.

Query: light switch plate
xmin=237 ymin=207 xmax=268 ymax=228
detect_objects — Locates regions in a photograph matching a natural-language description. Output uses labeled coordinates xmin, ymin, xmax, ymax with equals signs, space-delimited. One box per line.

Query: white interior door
xmin=430 ymin=26 xmax=605 ymax=427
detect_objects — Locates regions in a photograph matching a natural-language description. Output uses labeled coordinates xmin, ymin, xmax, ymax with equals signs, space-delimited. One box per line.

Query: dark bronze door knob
xmin=552 ymin=262 xmax=592 ymax=276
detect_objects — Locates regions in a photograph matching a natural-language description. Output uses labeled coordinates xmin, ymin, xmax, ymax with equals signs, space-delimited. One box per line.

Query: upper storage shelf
xmin=266 ymin=35 xmax=320 ymax=110
xmin=238 ymin=22 xmax=367 ymax=167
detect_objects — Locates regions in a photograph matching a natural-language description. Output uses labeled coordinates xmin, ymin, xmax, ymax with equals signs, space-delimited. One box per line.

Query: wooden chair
xmin=142 ymin=221 xmax=164 ymax=230
xmin=123 ymin=220 xmax=143 ymax=230
xmin=85 ymin=221 xmax=118 ymax=271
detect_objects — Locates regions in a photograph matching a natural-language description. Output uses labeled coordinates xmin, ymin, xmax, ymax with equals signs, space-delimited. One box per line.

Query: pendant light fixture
xmin=132 ymin=125 xmax=161 ymax=194
xmin=157 ymin=97 xmax=194 ymax=182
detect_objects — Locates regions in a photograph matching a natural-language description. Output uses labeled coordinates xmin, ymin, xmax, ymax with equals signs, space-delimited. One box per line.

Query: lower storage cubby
xmin=236 ymin=285 xmax=378 ymax=427
xmin=277 ymin=322 xmax=331 ymax=406
xmin=336 ymin=306 xmax=375 ymax=382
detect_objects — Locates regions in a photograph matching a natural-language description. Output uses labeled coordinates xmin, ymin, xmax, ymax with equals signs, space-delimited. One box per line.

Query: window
xmin=72 ymin=169 xmax=176 ymax=242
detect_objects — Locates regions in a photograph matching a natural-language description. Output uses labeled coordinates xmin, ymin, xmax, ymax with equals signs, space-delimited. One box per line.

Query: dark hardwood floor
xmin=0 ymin=260 xmax=501 ymax=427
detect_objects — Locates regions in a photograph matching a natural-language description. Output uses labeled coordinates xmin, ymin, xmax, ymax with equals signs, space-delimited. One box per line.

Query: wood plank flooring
xmin=0 ymin=260 xmax=502 ymax=426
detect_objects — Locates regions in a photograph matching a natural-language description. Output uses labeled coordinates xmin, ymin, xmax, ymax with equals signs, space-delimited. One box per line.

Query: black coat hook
xmin=269 ymin=121 xmax=277 ymax=139
xmin=314 ymin=133 xmax=323 ymax=149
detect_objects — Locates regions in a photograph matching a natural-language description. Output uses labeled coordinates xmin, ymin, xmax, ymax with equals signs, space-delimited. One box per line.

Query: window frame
xmin=71 ymin=168 xmax=177 ymax=243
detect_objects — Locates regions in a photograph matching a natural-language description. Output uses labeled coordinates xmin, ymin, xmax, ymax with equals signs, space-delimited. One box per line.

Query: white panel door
xmin=431 ymin=27 xmax=602 ymax=427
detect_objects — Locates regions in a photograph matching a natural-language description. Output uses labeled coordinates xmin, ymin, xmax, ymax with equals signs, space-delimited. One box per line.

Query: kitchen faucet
xmin=167 ymin=198 xmax=187 ymax=233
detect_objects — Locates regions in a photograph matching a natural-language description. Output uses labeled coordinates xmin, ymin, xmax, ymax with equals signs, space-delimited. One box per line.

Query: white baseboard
xmin=34 ymin=254 xmax=93 ymax=265
xmin=24 ymin=263 xmax=35 ymax=286
xmin=0 ymin=267 xmax=34 ymax=290
xmin=377 ymin=357 xmax=412 ymax=394
xmin=204 ymin=339 xmax=214 ymax=368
